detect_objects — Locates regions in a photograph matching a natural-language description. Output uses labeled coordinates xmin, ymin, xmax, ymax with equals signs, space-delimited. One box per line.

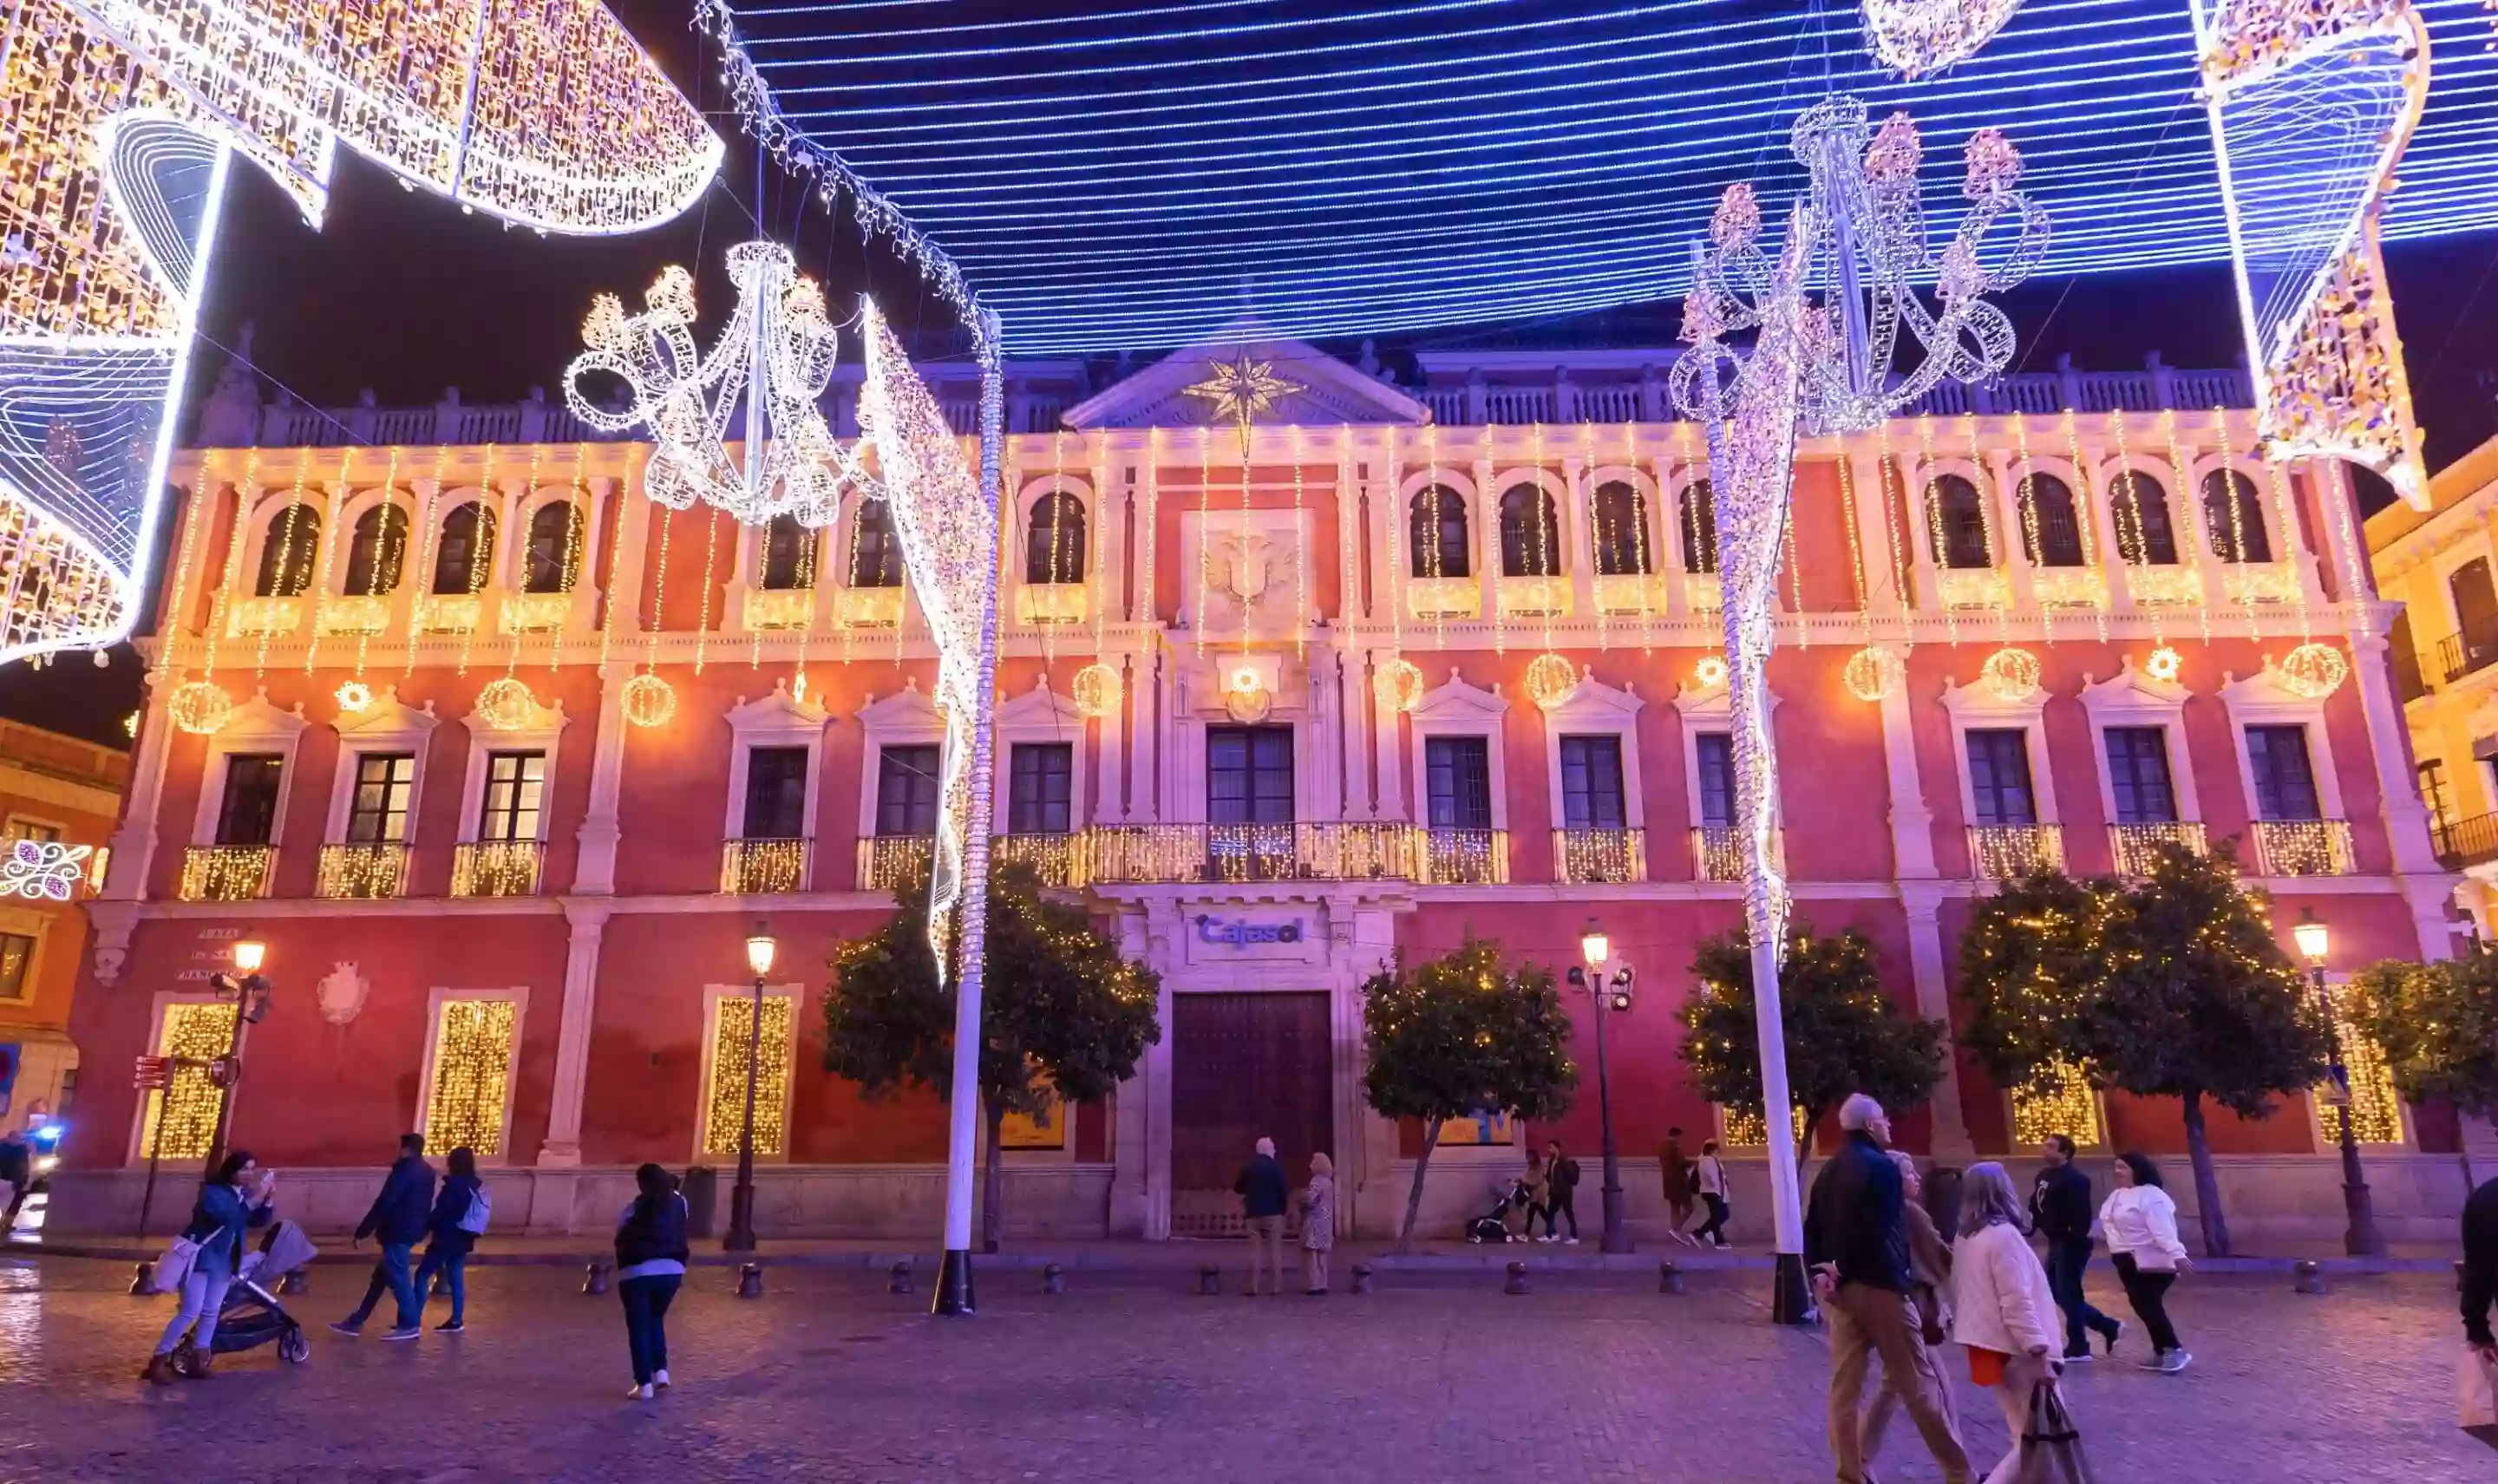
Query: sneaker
xmin=383 ymin=1326 xmax=422 ymax=1342
xmin=2100 ymin=1320 xmax=2125 ymax=1356
xmin=436 ymin=1320 xmax=464 ymax=1332
xmin=2061 ymin=1350 xmax=2096 ymax=1364
xmin=1564 ymin=1237 xmax=1579 ymax=1245
xmin=328 ymin=1322 xmax=363 ymax=1338
xmin=652 ymin=1369 xmax=671 ymax=1391
xmin=2159 ymin=1350 xmax=2193 ymax=1375
xmin=627 ymin=1383 xmax=654 ymax=1401
xmin=2136 ymin=1351 xmax=2168 ymax=1371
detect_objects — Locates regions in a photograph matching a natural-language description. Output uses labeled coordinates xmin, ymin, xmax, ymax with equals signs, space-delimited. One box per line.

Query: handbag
xmin=149 ymin=1236 xmax=200 ymax=1296
xmin=2461 ymin=1350 xmax=2498 ymax=1430
xmin=2009 ymin=1381 xmax=2098 ymax=1484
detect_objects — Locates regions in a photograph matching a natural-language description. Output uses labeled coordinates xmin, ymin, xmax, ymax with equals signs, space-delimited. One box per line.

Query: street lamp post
xmin=1570 ymin=921 xmax=1635 ymax=1255
xmin=724 ymin=925 xmax=775 ymax=1253
xmin=202 ymin=938 xmax=271 ymax=1175
xmin=2292 ymin=910 xmax=2385 ymax=1258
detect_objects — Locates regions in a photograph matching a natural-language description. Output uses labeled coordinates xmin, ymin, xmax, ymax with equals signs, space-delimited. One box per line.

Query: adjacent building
xmin=0 ymin=719 xmax=125 ymax=1137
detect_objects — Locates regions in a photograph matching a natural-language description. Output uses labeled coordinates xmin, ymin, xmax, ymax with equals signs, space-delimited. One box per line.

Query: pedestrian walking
xmin=412 ymin=1147 xmax=485 ymax=1333
xmin=1234 ymin=1136 xmax=1289 ymax=1297
xmin=1659 ymin=1127 xmax=1697 ymax=1241
xmin=2468 ymin=1174 xmax=2498 ymax=1360
xmin=616 ymin=1163 xmax=689 ymax=1401
xmin=0 ymin=1128 xmax=29 ymax=1234
xmin=1953 ymin=1161 xmax=2071 ymax=1484
xmin=141 ymin=1150 xmax=274 ymax=1383
xmin=1860 ymin=1152 xmax=1959 ymax=1468
xmin=1541 ymin=1139 xmax=1581 ymax=1245
xmin=1804 ymin=1095 xmax=1972 ymax=1484
xmin=2030 ymin=1134 xmax=2122 ymax=1362
xmin=1299 ymin=1152 xmax=1336 ymax=1294
xmin=330 ymin=1133 xmax=435 ymax=1341
xmin=1519 ymin=1148 xmax=1552 ymax=1240
xmin=2098 ymin=1151 xmax=2192 ymax=1373
xmin=1692 ymin=1139 xmax=1732 ymax=1249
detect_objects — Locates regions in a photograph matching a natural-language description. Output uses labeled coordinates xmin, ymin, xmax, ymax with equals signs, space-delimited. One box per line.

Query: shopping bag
xmin=147 ymin=1237 xmax=199 ymax=1296
xmin=2460 ymin=1350 xmax=2498 ymax=1429
xmin=2009 ymin=1382 xmax=2098 ymax=1484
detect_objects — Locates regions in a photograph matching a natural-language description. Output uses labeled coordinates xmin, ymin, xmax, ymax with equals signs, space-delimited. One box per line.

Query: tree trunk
xmin=2179 ymin=1087 xmax=2231 ymax=1258
xmin=981 ymin=1100 xmax=1005 ymax=1254
xmin=1396 ymin=1117 xmax=1443 ymax=1257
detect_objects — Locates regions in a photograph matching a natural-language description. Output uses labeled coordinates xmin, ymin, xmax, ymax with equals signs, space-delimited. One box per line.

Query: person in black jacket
xmin=1804 ymin=1095 xmax=1972 ymax=1484
xmin=1540 ymin=1140 xmax=1582 ymax=1244
xmin=617 ymin=1162 xmax=690 ymax=1400
xmin=413 ymin=1146 xmax=483 ymax=1332
xmin=1234 ymin=1137 xmax=1289 ymax=1297
xmin=331 ymin=1133 xmax=435 ymax=1340
xmin=2464 ymin=1174 xmax=2498 ymax=1360
xmin=2030 ymin=1134 xmax=2122 ymax=1361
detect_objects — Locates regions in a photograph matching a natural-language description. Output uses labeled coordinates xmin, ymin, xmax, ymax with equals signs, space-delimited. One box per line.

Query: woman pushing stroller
xmin=142 ymin=1150 xmax=275 ymax=1383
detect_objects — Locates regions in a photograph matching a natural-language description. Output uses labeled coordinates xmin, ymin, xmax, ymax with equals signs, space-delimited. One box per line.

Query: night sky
xmin=3 ymin=0 xmax=2495 ymax=747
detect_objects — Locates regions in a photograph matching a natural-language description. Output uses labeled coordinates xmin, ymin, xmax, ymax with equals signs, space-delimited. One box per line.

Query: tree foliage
xmin=2346 ymin=952 xmax=2498 ymax=1118
xmin=1361 ymin=939 xmax=1578 ymax=1252
xmin=1956 ymin=867 xmax=2120 ymax=1099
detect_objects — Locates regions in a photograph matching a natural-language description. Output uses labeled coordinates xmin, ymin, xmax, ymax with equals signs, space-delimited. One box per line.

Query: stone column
xmin=1900 ymin=881 xmax=1977 ymax=1160
xmin=106 ymin=671 xmax=177 ymax=901
xmin=1878 ymin=677 xmax=1939 ymax=879
xmin=2350 ymin=631 xmax=2444 ymax=876
xmin=1562 ymin=454 xmax=1595 ymax=618
xmin=1108 ymin=905 xmax=1155 ymax=1237
xmin=537 ymin=897 xmax=611 ymax=1178
xmin=1474 ymin=454 xmax=1500 ymax=622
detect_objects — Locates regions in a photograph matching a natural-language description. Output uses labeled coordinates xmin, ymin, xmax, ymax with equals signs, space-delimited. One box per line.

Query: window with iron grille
xmin=2102 ymin=728 xmax=2177 ymax=824
xmin=851 ymin=502 xmax=905 ymax=588
xmin=2018 ymin=474 xmax=2085 ymax=567
xmin=0 ymin=933 xmax=31 ymax=1001
xmin=346 ymin=754 xmax=417 ymax=843
xmin=2111 ymin=473 xmax=2180 ymax=565
xmin=875 ymin=745 xmax=942 ymax=836
xmin=1498 ymin=485 xmax=1560 ymax=578
xmin=1559 ymin=735 xmax=1627 ymax=829
xmin=1409 ymin=487 xmax=1471 ymax=578
xmin=1965 ymin=729 xmax=2037 ymax=827
xmin=1009 ymin=743 xmax=1075 ymax=834
xmin=215 ymin=755 xmax=285 ymax=846
xmin=1208 ymin=727 xmax=1294 ymax=824
xmin=478 ymin=751 xmax=546 ymax=842
xmin=1424 ymin=736 xmax=1492 ymax=829
xmin=742 ymin=747 xmax=810 ymax=840
xmin=1695 ymin=733 xmax=1736 ymax=829
xmin=2246 ymin=725 xmax=2320 ymax=820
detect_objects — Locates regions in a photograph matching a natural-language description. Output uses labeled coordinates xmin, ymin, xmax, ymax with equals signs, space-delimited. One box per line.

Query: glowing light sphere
xmin=2279 ymin=641 xmax=2349 ymax=699
xmin=335 ymin=679 xmax=374 ymax=714
xmin=474 ymin=677 xmax=538 ymax=731
xmin=1694 ymin=655 xmax=1730 ymax=690
xmin=1842 ymin=644 xmax=1905 ymax=703
xmin=621 ymin=672 xmax=678 ymax=729
xmin=167 ymin=680 xmax=232 ymax=735
xmin=1071 ymin=662 xmax=1122 ymax=719
xmin=2145 ymin=646 xmax=2183 ymax=683
xmin=1373 ymin=657 xmax=1426 ymax=713
xmin=1524 ymin=652 xmax=1580 ymax=709
xmin=1224 ymin=679 xmax=1272 ymax=723
xmin=1980 ymin=646 xmax=2042 ymax=703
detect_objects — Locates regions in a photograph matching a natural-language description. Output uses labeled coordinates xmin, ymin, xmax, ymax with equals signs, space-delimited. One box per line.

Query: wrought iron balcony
xmin=721 ymin=837 xmax=811 ymax=894
xmin=1591 ymin=572 xmax=1669 ymax=617
xmin=1404 ymin=576 xmax=1481 ymax=620
xmin=2250 ymin=819 xmax=2354 ymax=877
xmin=2106 ymin=821 xmax=2207 ymax=876
xmin=1080 ymin=822 xmax=1420 ymax=885
xmin=179 ymin=845 xmax=275 ymax=902
xmin=858 ymin=834 xmax=935 ymax=892
xmin=2433 ymin=811 xmax=2498 ymax=871
xmin=742 ymin=588 xmax=816 ymax=631
xmin=1690 ymin=825 xmax=1783 ymax=882
xmin=1553 ymin=827 xmax=1646 ymax=885
xmin=1495 ymin=575 xmax=1570 ymax=619
xmin=1419 ymin=827 xmax=1509 ymax=885
xmin=2437 ymin=621 xmax=2498 ymax=683
xmin=993 ymin=832 xmax=1081 ymax=886
xmin=1967 ymin=824 xmax=2064 ymax=879
xmin=450 ymin=840 xmax=543 ymax=898
xmin=317 ymin=841 xmax=409 ymax=899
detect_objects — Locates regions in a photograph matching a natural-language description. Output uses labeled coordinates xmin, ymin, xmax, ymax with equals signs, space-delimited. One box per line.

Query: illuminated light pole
xmin=2293 ymin=910 xmax=2385 ymax=1258
xmin=203 ymin=938 xmax=271 ymax=1175
xmin=1566 ymin=921 xmax=1636 ymax=1254
xmin=725 ymin=925 xmax=776 ymax=1253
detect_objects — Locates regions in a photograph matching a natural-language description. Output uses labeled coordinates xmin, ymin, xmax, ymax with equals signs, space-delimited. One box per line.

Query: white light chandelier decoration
xmin=1860 ymin=0 xmax=2030 ymax=76
xmin=1671 ymin=96 xmax=2046 ymax=1304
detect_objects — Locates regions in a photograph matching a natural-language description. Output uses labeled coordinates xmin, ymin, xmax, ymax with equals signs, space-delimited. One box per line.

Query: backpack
xmin=457 ymin=1183 xmax=492 ymax=1236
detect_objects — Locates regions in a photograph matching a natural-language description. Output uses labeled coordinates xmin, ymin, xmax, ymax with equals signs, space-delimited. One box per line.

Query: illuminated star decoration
xmin=1185 ymin=352 xmax=1302 ymax=461
xmin=0 ymin=838 xmax=91 ymax=901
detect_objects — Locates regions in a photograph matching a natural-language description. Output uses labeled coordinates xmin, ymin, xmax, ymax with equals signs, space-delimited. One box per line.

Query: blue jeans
xmin=2044 ymin=1238 xmax=2119 ymax=1356
xmin=414 ymin=1245 xmax=468 ymax=1324
xmin=344 ymin=1242 xmax=420 ymax=1330
xmin=155 ymin=1268 xmax=233 ymax=1356
xmin=619 ymin=1274 xmax=680 ymax=1384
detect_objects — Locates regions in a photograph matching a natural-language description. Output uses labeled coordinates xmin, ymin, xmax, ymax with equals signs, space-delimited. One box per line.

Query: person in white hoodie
xmin=1952 ymin=1162 xmax=2066 ymax=1484
xmin=2098 ymin=1151 xmax=2193 ymax=1373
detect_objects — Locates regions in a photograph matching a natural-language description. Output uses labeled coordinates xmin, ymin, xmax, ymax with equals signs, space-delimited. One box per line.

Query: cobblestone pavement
xmin=0 ymin=1257 xmax=2489 ymax=1482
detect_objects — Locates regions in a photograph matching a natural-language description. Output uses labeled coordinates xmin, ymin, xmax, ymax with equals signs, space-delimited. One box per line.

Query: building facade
xmin=56 ymin=340 xmax=2475 ymax=1244
xmin=0 ymin=719 xmax=125 ymax=1138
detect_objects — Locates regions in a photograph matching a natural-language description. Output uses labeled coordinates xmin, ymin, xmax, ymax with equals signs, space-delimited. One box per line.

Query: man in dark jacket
xmin=2464 ymin=1174 xmax=2498 ymax=1360
xmin=1804 ymin=1095 xmax=1971 ymax=1484
xmin=2030 ymin=1134 xmax=2122 ymax=1360
xmin=1233 ymin=1136 xmax=1290 ymax=1297
xmin=331 ymin=1134 xmax=435 ymax=1339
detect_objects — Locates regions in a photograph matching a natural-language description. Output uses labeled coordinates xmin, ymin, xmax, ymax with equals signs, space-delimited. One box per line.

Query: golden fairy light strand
xmin=349 ymin=445 xmax=403 ymax=689
xmin=1043 ymin=432 xmax=1065 ymax=668
xmin=594 ymin=463 xmax=633 ymax=671
xmin=407 ymin=447 xmax=450 ymax=679
xmin=2266 ymin=457 xmax=2315 ymax=644
xmin=2325 ymin=459 xmax=2373 ymax=638
xmin=1196 ymin=424 xmax=1212 ymax=658
xmin=1959 ymin=412 xmax=2009 ymax=644
xmin=2161 ymin=408 xmax=2214 ymax=644
xmin=1785 ymin=495 xmax=1808 ymax=648
xmin=2214 ymin=414 xmax=2258 ymax=636
xmin=1238 ymin=422 xmax=1253 ymax=662
xmin=2106 ymin=411 xmax=2167 ymax=648
xmin=1836 ymin=443 xmax=1877 ymax=645
xmin=2008 ymin=415 xmax=2052 ymax=647
xmin=840 ymin=491 xmax=862 ymax=666
xmin=1875 ymin=421 xmax=1908 ymax=616
xmin=505 ymin=444 xmax=546 ymax=677
xmin=550 ymin=444 xmax=587 ymax=676
xmin=644 ymin=506 xmax=675 ymax=672
xmin=257 ymin=458 xmax=312 ymax=676
xmin=791 ymin=497 xmax=820 ymax=699
xmin=1628 ymin=422 xmax=1653 ymax=656
xmin=1292 ymin=423 xmax=1307 ymax=662
xmin=1089 ymin=441 xmax=1110 ymax=659
xmin=1423 ymin=420 xmax=1448 ymax=651
xmin=2060 ymin=408 xmax=2109 ymax=643
xmin=455 ymin=446 xmax=498 ymax=677
xmin=160 ymin=457 xmax=212 ymax=681
xmin=1583 ymin=420 xmax=1608 ymax=654
xmin=1384 ymin=423 xmax=1404 ymax=657
xmin=694 ymin=499 xmax=720 ymax=676
xmin=200 ymin=448 xmax=259 ymax=685
xmin=303 ymin=445 xmax=353 ymax=674
xmin=1913 ymin=415 xmax=1959 ymax=648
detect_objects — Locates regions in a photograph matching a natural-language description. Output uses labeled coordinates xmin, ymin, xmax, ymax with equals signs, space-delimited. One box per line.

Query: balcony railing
xmin=834 ymin=586 xmax=905 ymax=627
xmin=1495 ymin=575 xmax=1569 ymax=618
xmin=1013 ymin=584 xmax=1089 ymax=626
xmin=993 ymin=832 xmax=1081 ymax=886
xmin=450 ymin=840 xmax=543 ymax=898
xmin=742 ymin=588 xmax=816 ymax=631
xmin=1081 ymin=822 xmax=1420 ymax=884
xmin=2437 ymin=621 xmax=2498 ymax=683
xmin=1591 ymin=572 xmax=1669 ymax=618
xmin=2106 ymin=821 xmax=2207 ymax=876
xmin=1553 ymin=827 xmax=1646 ymax=884
xmin=721 ymin=837 xmax=811 ymax=894
xmin=2250 ymin=818 xmax=2354 ymax=877
xmin=1419 ymin=827 xmax=1508 ymax=884
xmin=1690 ymin=825 xmax=1786 ymax=882
xmin=2433 ymin=811 xmax=2498 ymax=870
xmin=1967 ymin=824 xmax=2064 ymax=879
xmin=1405 ymin=576 xmax=1481 ymax=620
xmin=858 ymin=834 xmax=935 ymax=892
xmin=179 ymin=845 xmax=274 ymax=902
xmin=317 ymin=842 xmax=409 ymax=899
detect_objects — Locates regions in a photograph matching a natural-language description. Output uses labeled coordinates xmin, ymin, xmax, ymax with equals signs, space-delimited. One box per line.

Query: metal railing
xmin=1967 ymin=824 xmax=2064 ymax=879
xmin=2437 ymin=622 xmax=2498 ymax=683
xmin=179 ymin=845 xmax=274 ymax=902
xmin=2433 ymin=811 xmax=2498 ymax=870
xmin=1553 ymin=827 xmax=1646 ymax=884
xmin=858 ymin=835 xmax=935 ymax=893
xmin=317 ymin=842 xmax=409 ymax=899
xmin=1690 ymin=825 xmax=1784 ymax=882
xmin=993 ymin=832 xmax=1081 ymax=887
xmin=450 ymin=840 xmax=543 ymax=898
xmin=721 ymin=838 xmax=811 ymax=894
xmin=1419 ymin=827 xmax=1509 ymax=884
xmin=2106 ymin=822 xmax=2207 ymax=877
xmin=2250 ymin=819 xmax=2354 ymax=877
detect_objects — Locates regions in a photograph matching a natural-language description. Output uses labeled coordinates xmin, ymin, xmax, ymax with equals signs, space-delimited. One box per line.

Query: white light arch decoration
xmin=1860 ymin=0 xmax=2030 ymax=77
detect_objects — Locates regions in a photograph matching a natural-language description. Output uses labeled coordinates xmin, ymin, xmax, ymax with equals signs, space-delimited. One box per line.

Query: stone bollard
xmin=736 ymin=1263 xmax=764 ymax=1299
xmin=888 ymin=1259 xmax=913 ymax=1296
xmin=128 ymin=1261 xmax=155 ymax=1297
xmin=1658 ymin=1259 xmax=1685 ymax=1295
xmin=1350 ymin=1264 xmax=1374 ymax=1296
xmin=583 ymin=1260 xmax=612 ymax=1296
xmin=2292 ymin=1259 xmax=2327 ymax=1295
xmin=1504 ymin=1260 xmax=1530 ymax=1296
xmin=1043 ymin=1264 xmax=1068 ymax=1296
xmin=278 ymin=1270 xmax=307 ymax=1297
xmin=1198 ymin=1265 xmax=1223 ymax=1296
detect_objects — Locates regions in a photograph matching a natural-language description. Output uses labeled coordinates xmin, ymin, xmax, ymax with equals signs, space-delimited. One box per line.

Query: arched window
xmin=1409 ymin=486 xmax=1470 ymax=579
xmin=759 ymin=513 xmax=817 ymax=592
xmin=2200 ymin=470 xmax=2272 ymax=563
xmin=1024 ymin=492 xmax=1085 ymax=585
xmin=2110 ymin=471 xmax=2178 ymax=565
xmin=1927 ymin=475 xmax=1992 ymax=570
xmin=1678 ymin=481 xmax=1719 ymax=574
xmin=430 ymin=502 xmax=497 ymax=595
xmin=1591 ymin=481 xmax=1651 ymax=576
xmin=342 ymin=504 xmax=411 ymax=596
xmin=522 ymin=500 xmax=583 ymax=594
xmin=850 ymin=500 xmax=903 ymax=588
xmin=1498 ymin=482 xmax=1560 ymax=578
xmin=251 ymin=502 xmax=321 ymax=597
xmin=2017 ymin=474 xmax=2084 ymax=568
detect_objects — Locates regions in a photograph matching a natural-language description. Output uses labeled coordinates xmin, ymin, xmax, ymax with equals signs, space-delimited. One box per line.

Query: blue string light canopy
xmin=703 ymin=0 xmax=2498 ymax=354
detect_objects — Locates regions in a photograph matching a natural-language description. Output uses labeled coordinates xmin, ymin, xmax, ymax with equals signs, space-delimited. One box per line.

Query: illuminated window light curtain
xmin=1722 ymin=1103 xmax=1813 ymax=1148
xmin=2011 ymin=1062 xmax=2105 ymax=1148
xmin=422 ymin=999 xmax=520 ymax=1158
xmin=703 ymin=995 xmax=795 ymax=1159
xmin=2318 ymin=1017 xmax=2406 ymax=1146
xmin=703 ymin=0 xmax=2498 ymax=355
xmin=141 ymin=1003 xmax=236 ymax=1161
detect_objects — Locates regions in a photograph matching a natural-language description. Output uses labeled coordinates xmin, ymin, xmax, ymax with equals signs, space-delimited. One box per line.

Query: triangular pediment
xmin=1063 ymin=330 xmax=1429 ymax=431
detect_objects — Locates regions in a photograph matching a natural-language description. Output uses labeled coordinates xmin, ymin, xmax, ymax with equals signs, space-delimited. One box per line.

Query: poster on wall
xmin=1000 ymin=1070 xmax=1065 ymax=1150
xmin=1438 ymin=1107 xmax=1514 ymax=1147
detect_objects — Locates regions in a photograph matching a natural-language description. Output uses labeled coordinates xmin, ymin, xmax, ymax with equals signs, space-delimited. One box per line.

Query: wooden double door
xmin=1169 ymin=991 xmax=1335 ymax=1237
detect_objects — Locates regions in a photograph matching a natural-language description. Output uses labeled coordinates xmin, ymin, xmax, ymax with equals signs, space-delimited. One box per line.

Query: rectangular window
xmin=421 ymin=998 xmax=520 ymax=1158
xmin=1424 ymin=736 xmax=1494 ymax=829
xmin=345 ymin=753 xmax=417 ymax=844
xmin=139 ymin=1003 xmax=234 ymax=1161
xmin=1559 ymin=735 xmax=1628 ymax=829
xmin=3 ymin=819 xmax=60 ymax=843
xmin=2246 ymin=724 xmax=2321 ymax=820
xmin=2102 ymin=728 xmax=2177 ymax=825
xmin=0 ymin=932 xmax=31 ymax=1000
xmin=1965 ymin=729 xmax=2037 ymax=827
xmin=1008 ymin=743 xmax=1075 ymax=834
xmin=741 ymin=746 xmax=811 ymax=840
xmin=1695 ymin=732 xmax=1736 ymax=829
xmin=875 ymin=745 xmax=942 ymax=837
xmin=477 ymin=751 xmax=547 ymax=842
xmin=214 ymin=755 xmax=285 ymax=846
xmin=702 ymin=993 xmax=795 ymax=1159
xmin=1207 ymin=726 xmax=1295 ymax=824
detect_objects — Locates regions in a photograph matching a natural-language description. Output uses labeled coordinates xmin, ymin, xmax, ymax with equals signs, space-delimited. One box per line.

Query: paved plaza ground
xmin=0 ymin=1256 xmax=2489 ymax=1482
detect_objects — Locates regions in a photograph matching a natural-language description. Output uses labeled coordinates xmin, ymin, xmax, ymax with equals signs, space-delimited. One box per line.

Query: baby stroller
xmin=170 ymin=1219 xmax=317 ymax=1375
xmin=1464 ymin=1178 xmax=1530 ymax=1244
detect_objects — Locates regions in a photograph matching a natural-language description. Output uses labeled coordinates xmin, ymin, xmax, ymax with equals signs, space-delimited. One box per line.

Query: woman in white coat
xmin=2099 ymin=1151 xmax=2193 ymax=1372
xmin=1952 ymin=1161 xmax=2066 ymax=1483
